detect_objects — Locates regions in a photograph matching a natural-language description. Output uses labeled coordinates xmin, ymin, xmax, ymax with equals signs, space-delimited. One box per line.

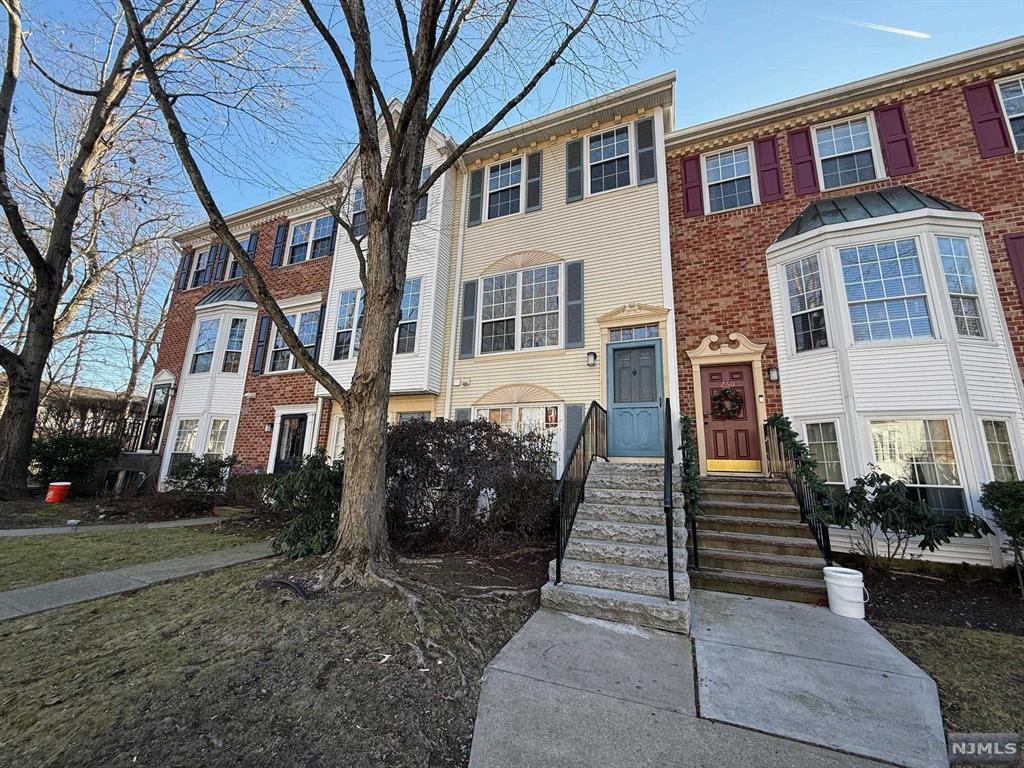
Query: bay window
xmin=269 ymin=307 xmax=321 ymax=372
xmin=841 ymin=238 xmax=932 ymax=343
xmin=982 ymin=419 xmax=1019 ymax=481
xmin=870 ymin=419 xmax=966 ymax=515
xmin=170 ymin=418 xmax=199 ymax=471
xmin=480 ymin=265 xmax=560 ymax=354
xmin=221 ymin=318 xmax=247 ymax=373
xmin=205 ymin=418 xmax=231 ymax=458
xmin=190 ymin=318 xmax=220 ymax=374
xmin=805 ymin=422 xmax=843 ymax=486
xmin=785 ymin=255 xmax=828 ymax=352
xmin=937 ymin=236 xmax=983 ymax=338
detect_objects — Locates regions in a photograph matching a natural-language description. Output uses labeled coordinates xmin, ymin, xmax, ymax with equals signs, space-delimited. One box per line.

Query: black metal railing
xmin=553 ymin=401 xmax=608 ymax=584
xmin=663 ymin=398 xmax=676 ymax=602
xmin=764 ymin=423 xmax=833 ymax=565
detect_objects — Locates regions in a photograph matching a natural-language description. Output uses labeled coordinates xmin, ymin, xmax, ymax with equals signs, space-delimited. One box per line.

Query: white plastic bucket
xmin=823 ymin=566 xmax=869 ymax=619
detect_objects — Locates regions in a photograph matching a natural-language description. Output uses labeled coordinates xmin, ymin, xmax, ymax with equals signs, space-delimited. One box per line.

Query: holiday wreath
xmin=710 ymin=386 xmax=743 ymax=420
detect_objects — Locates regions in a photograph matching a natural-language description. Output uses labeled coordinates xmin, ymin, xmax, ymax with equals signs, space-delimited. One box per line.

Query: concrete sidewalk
xmin=468 ymin=609 xmax=891 ymax=768
xmin=692 ymin=589 xmax=947 ymax=768
xmin=0 ymin=540 xmax=274 ymax=622
xmin=0 ymin=516 xmax=223 ymax=538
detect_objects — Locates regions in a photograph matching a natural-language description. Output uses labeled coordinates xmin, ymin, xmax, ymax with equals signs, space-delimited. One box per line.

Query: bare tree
xmin=0 ymin=0 xmax=312 ymax=495
xmin=122 ymin=0 xmax=694 ymax=580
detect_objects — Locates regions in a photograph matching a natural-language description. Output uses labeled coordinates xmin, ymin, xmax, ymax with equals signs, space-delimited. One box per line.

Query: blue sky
xmin=207 ymin=0 xmax=1024 ymax=214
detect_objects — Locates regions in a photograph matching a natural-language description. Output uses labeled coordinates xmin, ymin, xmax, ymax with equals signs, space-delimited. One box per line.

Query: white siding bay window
xmin=766 ymin=205 xmax=1024 ymax=567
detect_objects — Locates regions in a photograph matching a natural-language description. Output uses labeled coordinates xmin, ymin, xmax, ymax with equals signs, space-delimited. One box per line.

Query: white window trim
xmin=483 ymin=155 xmax=526 ymax=222
xmin=223 ymin=231 xmax=252 ymax=281
xmin=866 ymin=414 xmax=970 ymax=503
xmin=220 ymin=316 xmax=251 ymax=374
xmin=810 ymin=112 xmax=887 ymax=192
xmin=266 ymin=403 xmax=318 ymax=473
xmin=188 ymin=246 xmax=213 ymax=289
xmin=266 ymin=302 xmax=322 ymax=375
xmin=700 ymin=141 xmax=760 ymax=214
xmin=781 ymin=253 xmax=830 ymax=355
xmin=327 ymin=412 xmax=345 ymax=460
xmin=476 ymin=262 xmax=564 ymax=356
xmin=186 ymin=316 xmax=221 ymax=377
xmin=332 ymin=277 xmax=423 ymax=362
xmin=978 ymin=414 xmax=1023 ymax=482
xmin=800 ymin=418 xmax=847 ymax=486
xmin=994 ymin=73 xmax=1024 ymax=153
xmin=932 ymin=233 xmax=989 ymax=341
xmin=586 ymin=123 xmax=635 ymax=198
xmin=285 ymin=212 xmax=334 ymax=266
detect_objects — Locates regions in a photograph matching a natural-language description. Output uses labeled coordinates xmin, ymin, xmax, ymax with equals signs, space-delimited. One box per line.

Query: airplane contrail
xmin=825 ymin=17 xmax=931 ymax=39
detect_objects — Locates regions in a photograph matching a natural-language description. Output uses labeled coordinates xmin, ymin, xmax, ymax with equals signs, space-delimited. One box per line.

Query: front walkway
xmin=469 ymin=592 xmax=947 ymax=768
xmin=0 ymin=541 xmax=274 ymax=621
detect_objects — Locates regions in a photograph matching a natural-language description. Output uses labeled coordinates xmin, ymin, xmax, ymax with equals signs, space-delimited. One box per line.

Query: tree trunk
xmin=0 ymin=358 xmax=44 ymax=496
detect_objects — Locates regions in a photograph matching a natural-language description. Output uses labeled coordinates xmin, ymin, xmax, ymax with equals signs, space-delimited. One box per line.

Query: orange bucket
xmin=45 ymin=482 xmax=71 ymax=503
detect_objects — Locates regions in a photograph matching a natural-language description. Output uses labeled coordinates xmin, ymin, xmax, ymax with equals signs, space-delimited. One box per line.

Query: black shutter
xmin=454 ymin=408 xmax=472 ymax=422
xmin=565 ymin=260 xmax=584 ymax=348
xmin=270 ymin=223 xmax=288 ymax=268
xmin=467 ymin=169 xmax=484 ymax=227
xmin=174 ymin=251 xmax=193 ymax=291
xmin=566 ymin=138 xmax=584 ymax=202
xmin=246 ymin=231 xmax=259 ymax=258
xmin=327 ymin=218 xmax=338 ymax=257
xmin=313 ymin=302 xmax=327 ymax=361
xmin=526 ymin=150 xmax=542 ymax=211
xmin=459 ymin=280 xmax=477 ymax=359
xmin=635 ymin=118 xmax=657 ymax=185
xmin=203 ymin=240 xmax=217 ymax=285
xmin=213 ymin=243 xmax=228 ymax=282
xmin=252 ymin=315 xmax=271 ymax=374
xmin=564 ymin=403 xmax=584 ymax=458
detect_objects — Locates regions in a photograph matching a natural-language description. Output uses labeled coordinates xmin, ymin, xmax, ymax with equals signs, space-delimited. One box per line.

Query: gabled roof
xmin=196 ymin=282 xmax=256 ymax=306
xmin=776 ymin=186 xmax=969 ymax=243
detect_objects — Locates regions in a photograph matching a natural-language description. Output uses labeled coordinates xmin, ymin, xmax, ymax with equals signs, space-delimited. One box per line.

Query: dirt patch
xmin=0 ymin=544 xmax=549 ymax=767
xmin=0 ymin=494 xmax=224 ymax=530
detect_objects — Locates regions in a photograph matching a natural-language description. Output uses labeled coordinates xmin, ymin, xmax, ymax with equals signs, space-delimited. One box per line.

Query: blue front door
xmin=607 ymin=340 xmax=663 ymax=457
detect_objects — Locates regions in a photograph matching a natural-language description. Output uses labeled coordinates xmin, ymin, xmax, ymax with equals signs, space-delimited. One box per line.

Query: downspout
xmin=443 ymin=163 xmax=469 ymax=420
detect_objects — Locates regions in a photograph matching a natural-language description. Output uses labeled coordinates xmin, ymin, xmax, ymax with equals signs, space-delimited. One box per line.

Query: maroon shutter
xmin=681 ymin=155 xmax=703 ymax=217
xmin=787 ymin=128 xmax=818 ymax=195
xmin=964 ymin=81 xmax=1013 ymax=158
xmin=1005 ymin=233 xmax=1024 ymax=308
xmin=754 ymin=136 xmax=783 ymax=202
xmin=874 ymin=103 xmax=917 ymax=176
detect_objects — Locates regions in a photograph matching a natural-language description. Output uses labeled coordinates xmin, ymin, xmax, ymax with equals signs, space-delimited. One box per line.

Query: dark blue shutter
xmin=252 ymin=315 xmax=271 ymax=374
xmin=270 ymin=223 xmax=288 ymax=268
xmin=564 ymin=403 xmax=584 ymax=458
xmin=526 ymin=151 xmax=542 ymax=211
xmin=565 ymin=261 xmax=584 ymax=349
xmin=174 ymin=251 xmax=193 ymax=291
xmin=467 ymin=169 xmax=484 ymax=226
xmin=566 ymin=139 xmax=584 ymax=202
xmin=313 ymin=302 xmax=327 ymax=361
xmin=203 ymin=240 xmax=217 ymax=284
xmin=635 ymin=118 xmax=656 ymax=185
xmin=459 ymin=281 xmax=477 ymax=359
xmin=454 ymin=408 xmax=472 ymax=422
xmin=213 ymin=243 xmax=228 ymax=282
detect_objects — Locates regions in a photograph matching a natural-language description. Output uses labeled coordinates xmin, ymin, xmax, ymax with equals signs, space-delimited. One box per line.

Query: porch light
xmin=586 ymin=351 xmax=598 ymax=368
xmin=768 ymin=367 xmax=780 ymax=382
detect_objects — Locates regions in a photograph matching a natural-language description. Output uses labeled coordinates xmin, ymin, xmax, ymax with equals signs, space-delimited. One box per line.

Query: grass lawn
xmin=0 ymin=548 xmax=546 ymax=767
xmin=0 ymin=525 xmax=267 ymax=591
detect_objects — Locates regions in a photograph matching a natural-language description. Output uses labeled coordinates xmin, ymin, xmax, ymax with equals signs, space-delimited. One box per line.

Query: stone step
xmin=540 ymin=582 xmax=690 ymax=633
xmin=696 ymin=514 xmax=813 ymax=539
xmin=590 ymin=461 xmax=664 ymax=476
xmin=690 ymin=547 xmax=825 ymax=581
xmin=549 ymin=559 xmax=690 ymax=600
xmin=701 ymin=487 xmax=798 ymax=507
xmin=701 ymin=477 xmax=791 ymax=493
xmin=565 ymin=538 xmax=688 ymax=570
xmin=583 ymin=471 xmax=664 ymax=492
xmin=689 ymin=530 xmax=821 ymax=558
xmin=575 ymin=501 xmax=686 ymax=526
xmin=698 ymin=500 xmax=800 ymax=521
xmin=582 ymin=487 xmax=686 ymax=509
xmin=573 ymin=518 xmax=688 ymax=547
xmin=689 ymin=568 xmax=828 ymax=605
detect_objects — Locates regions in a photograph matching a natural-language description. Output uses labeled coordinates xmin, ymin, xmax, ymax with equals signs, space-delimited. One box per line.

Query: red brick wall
xmin=153 ymin=216 xmax=331 ymax=474
xmin=667 ymin=72 xmax=1024 ymax=420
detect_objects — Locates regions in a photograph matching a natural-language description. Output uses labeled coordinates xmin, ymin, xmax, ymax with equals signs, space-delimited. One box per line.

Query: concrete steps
xmin=540 ymin=460 xmax=690 ymax=633
xmin=689 ymin=475 xmax=827 ymax=603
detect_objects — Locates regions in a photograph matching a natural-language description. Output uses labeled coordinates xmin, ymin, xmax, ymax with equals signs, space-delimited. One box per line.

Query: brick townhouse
xmin=666 ymin=37 xmax=1024 ymax=567
xmin=135 ymin=37 xmax=1024 ymax=570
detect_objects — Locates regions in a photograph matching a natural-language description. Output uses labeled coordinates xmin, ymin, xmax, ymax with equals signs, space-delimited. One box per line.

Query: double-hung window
xmin=785 ymin=255 xmax=828 ymax=352
xmin=190 ymin=318 xmax=220 ymax=374
xmin=333 ymin=278 xmax=421 ymax=360
xmin=589 ymin=126 xmax=630 ymax=194
xmin=480 ymin=265 xmax=560 ymax=353
xmin=996 ymin=75 xmax=1024 ymax=152
xmin=487 ymin=159 xmax=521 ymax=219
xmin=982 ymin=419 xmax=1019 ymax=481
xmin=269 ymin=307 xmax=321 ymax=372
xmin=221 ymin=318 xmax=247 ymax=373
xmin=814 ymin=116 xmax=881 ymax=190
xmin=870 ymin=419 xmax=966 ymax=515
xmin=205 ymin=418 xmax=231 ymax=458
xmin=936 ymin=236 xmax=983 ymax=338
xmin=703 ymin=146 xmax=755 ymax=212
xmin=414 ymin=166 xmax=431 ymax=222
xmin=841 ymin=238 xmax=932 ymax=343
xmin=352 ymin=188 xmax=367 ymax=237
xmin=171 ymin=418 xmax=199 ymax=471
xmin=190 ymin=248 xmax=212 ymax=288
xmin=288 ymin=215 xmax=333 ymax=264
xmin=138 ymin=383 xmax=170 ymax=452
xmin=805 ymin=422 xmax=844 ymax=487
